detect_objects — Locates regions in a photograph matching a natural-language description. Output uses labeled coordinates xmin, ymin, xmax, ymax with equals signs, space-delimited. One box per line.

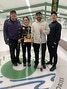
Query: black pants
xmin=21 ymin=42 xmax=31 ymax=64
xmin=9 ymin=39 xmax=20 ymax=64
xmin=33 ymin=43 xmax=46 ymax=65
xmin=47 ymin=41 xmax=58 ymax=66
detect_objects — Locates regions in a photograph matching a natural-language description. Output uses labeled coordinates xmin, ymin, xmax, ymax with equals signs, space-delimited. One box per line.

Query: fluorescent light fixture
xmin=25 ymin=0 xmax=32 ymax=12
xmin=29 ymin=8 xmax=31 ymax=12
xmin=0 ymin=10 xmax=3 ymax=12
xmin=30 ymin=13 xmax=33 ymax=16
xmin=26 ymin=0 xmax=33 ymax=20
xmin=26 ymin=0 xmax=30 ymax=7
xmin=43 ymin=12 xmax=45 ymax=14
xmin=57 ymin=13 xmax=60 ymax=16
xmin=64 ymin=10 xmax=67 ymax=13
xmin=7 ymin=13 xmax=10 ymax=15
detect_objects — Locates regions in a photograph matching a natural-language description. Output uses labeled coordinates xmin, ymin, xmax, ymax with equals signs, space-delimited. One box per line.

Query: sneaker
xmin=13 ymin=63 xmax=18 ymax=66
xmin=23 ymin=64 xmax=26 ymax=67
xmin=46 ymin=61 xmax=52 ymax=65
xmin=28 ymin=63 xmax=31 ymax=66
xmin=34 ymin=64 xmax=38 ymax=69
xmin=42 ymin=64 xmax=46 ymax=69
xmin=50 ymin=66 xmax=56 ymax=71
xmin=17 ymin=61 xmax=22 ymax=64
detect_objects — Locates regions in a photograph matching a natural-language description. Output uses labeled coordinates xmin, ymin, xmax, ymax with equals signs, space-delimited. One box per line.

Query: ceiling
xmin=0 ymin=0 xmax=67 ymax=21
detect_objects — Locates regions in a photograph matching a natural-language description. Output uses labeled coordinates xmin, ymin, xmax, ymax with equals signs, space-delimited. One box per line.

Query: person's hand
xmin=18 ymin=39 xmax=21 ymax=43
xmin=54 ymin=42 xmax=56 ymax=45
xmin=5 ymin=39 xmax=9 ymax=45
xmin=40 ymin=28 xmax=42 ymax=32
xmin=52 ymin=42 xmax=56 ymax=48
xmin=18 ymin=38 xmax=22 ymax=43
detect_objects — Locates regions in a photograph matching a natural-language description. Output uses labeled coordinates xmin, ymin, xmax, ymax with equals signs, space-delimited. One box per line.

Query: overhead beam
xmin=18 ymin=15 xmax=67 ymax=20
xmin=0 ymin=2 xmax=67 ymax=14
xmin=7 ymin=9 xmax=67 ymax=18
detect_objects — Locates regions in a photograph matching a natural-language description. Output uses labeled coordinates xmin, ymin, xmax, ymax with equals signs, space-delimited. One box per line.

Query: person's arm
xmin=31 ymin=24 xmax=34 ymax=40
xmin=42 ymin=22 xmax=50 ymax=35
xmin=18 ymin=25 xmax=24 ymax=43
xmin=3 ymin=20 xmax=9 ymax=45
xmin=54 ymin=23 xmax=62 ymax=44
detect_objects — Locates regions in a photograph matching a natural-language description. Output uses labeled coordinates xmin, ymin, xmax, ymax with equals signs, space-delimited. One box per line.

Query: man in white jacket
xmin=31 ymin=12 xmax=50 ymax=69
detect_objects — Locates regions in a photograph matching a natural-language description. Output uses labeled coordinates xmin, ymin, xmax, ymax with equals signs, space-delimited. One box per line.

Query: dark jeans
xmin=47 ymin=41 xmax=58 ymax=66
xmin=21 ymin=42 xmax=31 ymax=64
xmin=9 ymin=39 xmax=20 ymax=64
xmin=33 ymin=43 xmax=46 ymax=65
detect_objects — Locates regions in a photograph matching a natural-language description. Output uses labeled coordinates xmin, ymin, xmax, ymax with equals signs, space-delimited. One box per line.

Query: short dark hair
xmin=10 ymin=10 xmax=16 ymax=14
xmin=51 ymin=11 xmax=57 ymax=16
xmin=36 ymin=12 xmax=42 ymax=15
xmin=23 ymin=16 xmax=29 ymax=21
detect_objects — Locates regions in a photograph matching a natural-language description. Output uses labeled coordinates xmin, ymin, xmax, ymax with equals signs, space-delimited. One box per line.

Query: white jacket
xmin=31 ymin=19 xmax=50 ymax=43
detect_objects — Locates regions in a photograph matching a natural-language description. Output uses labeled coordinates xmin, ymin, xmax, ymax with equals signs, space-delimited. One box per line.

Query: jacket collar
xmin=35 ymin=19 xmax=44 ymax=23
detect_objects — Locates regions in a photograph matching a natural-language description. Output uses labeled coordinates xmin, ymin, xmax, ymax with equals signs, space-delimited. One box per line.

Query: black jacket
xmin=47 ymin=21 xmax=62 ymax=44
xmin=18 ymin=25 xmax=31 ymax=40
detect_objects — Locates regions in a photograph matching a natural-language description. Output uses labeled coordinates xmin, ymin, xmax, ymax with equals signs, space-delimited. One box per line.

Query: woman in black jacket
xmin=19 ymin=16 xmax=32 ymax=67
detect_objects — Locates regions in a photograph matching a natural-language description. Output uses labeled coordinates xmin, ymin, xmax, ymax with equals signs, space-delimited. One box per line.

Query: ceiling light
xmin=57 ymin=13 xmax=60 ymax=16
xmin=26 ymin=0 xmax=30 ymax=7
xmin=64 ymin=10 xmax=67 ymax=13
xmin=0 ymin=10 xmax=3 ymax=12
xmin=29 ymin=8 xmax=31 ymax=12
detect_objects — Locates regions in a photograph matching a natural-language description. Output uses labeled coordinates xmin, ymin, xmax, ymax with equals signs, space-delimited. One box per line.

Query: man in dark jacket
xmin=3 ymin=10 xmax=22 ymax=66
xmin=46 ymin=11 xmax=62 ymax=71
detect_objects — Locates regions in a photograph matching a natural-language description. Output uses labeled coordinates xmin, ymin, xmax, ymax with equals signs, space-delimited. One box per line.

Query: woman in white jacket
xmin=31 ymin=12 xmax=50 ymax=69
